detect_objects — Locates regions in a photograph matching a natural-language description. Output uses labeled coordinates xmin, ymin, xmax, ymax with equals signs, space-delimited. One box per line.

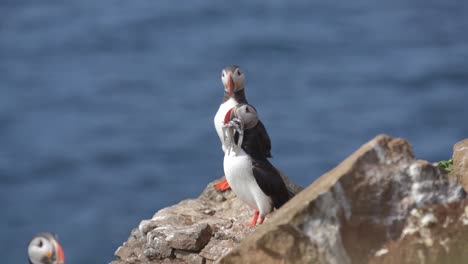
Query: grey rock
xmin=174 ymin=250 xmax=205 ymax=264
xmin=199 ymin=239 xmax=237 ymax=261
xmin=146 ymin=231 xmax=173 ymax=259
xmin=368 ymin=199 xmax=468 ymax=264
xmin=166 ymin=224 xmax=212 ymax=251
xmin=112 ymin=174 xmax=260 ymax=263
xmin=114 ymin=229 xmax=146 ymax=263
xmin=139 ymin=220 xmax=159 ymax=235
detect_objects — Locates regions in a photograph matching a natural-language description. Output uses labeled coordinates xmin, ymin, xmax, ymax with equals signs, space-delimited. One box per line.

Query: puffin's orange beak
xmin=227 ymin=74 xmax=234 ymax=94
xmin=54 ymin=240 xmax=65 ymax=263
xmin=45 ymin=251 xmax=53 ymax=258
xmin=224 ymin=108 xmax=234 ymax=124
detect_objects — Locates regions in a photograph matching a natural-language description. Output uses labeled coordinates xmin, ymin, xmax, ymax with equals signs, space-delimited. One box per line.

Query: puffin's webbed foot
xmin=245 ymin=210 xmax=260 ymax=226
xmin=257 ymin=216 xmax=265 ymax=225
xmin=214 ymin=179 xmax=231 ymax=192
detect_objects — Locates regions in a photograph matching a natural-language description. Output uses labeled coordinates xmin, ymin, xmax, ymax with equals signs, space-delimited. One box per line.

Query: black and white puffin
xmin=222 ymin=104 xmax=291 ymax=226
xmin=28 ymin=233 xmax=65 ymax=264
xmin=213 ymin=65 xmax=271 ymax=191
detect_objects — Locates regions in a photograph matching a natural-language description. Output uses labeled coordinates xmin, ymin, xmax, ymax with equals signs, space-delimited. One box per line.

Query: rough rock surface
xmin=368 ymin=199 xmax=468 ymax=264
xmin=112 ymin=135 xmax=468 ymax=264
xmin=219 ymin=135 xmax=466 ymax=264
xmin=111 ymin=180 xmax=264 ymax=263
xmin=453 ymin=139 xmax=468 ymax=192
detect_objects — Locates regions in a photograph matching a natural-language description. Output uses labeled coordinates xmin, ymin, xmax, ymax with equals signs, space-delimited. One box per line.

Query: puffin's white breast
xmin=223 ymin=148 xmax=273 ymax=216
xmin=214 ymin=97 xmax=238 ymax=152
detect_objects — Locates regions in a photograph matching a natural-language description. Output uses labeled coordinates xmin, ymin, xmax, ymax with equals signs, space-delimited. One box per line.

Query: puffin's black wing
xmin=256 ymin=120 xmax=272 ymax=158
xmin=251 ymin=158 xmax=292 ymax=209
xmin=230 ymin=103 xmax=271 ymax=159
xmin=236 ymin=121 xmax=272 ymax=160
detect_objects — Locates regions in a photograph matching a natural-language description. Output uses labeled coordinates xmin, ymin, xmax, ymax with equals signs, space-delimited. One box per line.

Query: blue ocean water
xmin=1 ymin=0 xmax=467 ymax=262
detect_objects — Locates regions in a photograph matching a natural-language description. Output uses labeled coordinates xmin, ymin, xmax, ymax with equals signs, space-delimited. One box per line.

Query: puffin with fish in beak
xmin=222 ymin=104 xmax=292 ymax=226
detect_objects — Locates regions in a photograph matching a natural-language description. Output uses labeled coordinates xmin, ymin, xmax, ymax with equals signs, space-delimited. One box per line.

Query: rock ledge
xmin=112 ymin=135 xmax=468 ymax=264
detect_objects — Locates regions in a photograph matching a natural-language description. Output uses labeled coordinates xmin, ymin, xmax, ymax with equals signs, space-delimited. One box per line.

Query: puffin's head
xmin=234 ymin=104 xmax=258 ymax=129
xmin=28 ymin=233 xmax=65 ymax=264
xmin=224 ymin=104 xmax=258 ymax=130
xmin=221 ymin=65 xmax=245 ymax=95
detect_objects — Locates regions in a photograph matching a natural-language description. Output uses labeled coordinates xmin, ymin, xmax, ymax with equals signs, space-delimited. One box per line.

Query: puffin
xmin=213 ymin=65 xmax=272 ymax=191
xmin=28 ymin=233 xmax=65 ymax=264
xmin=222 ymin=104 xmax=292 ymax=226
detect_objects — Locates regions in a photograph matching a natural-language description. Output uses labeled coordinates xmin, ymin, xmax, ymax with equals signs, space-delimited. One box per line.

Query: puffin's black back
xmin=229 ymin=103 xmax=291 ymax=208
xmin=232 ymin=116 xmax=291 ymax=209
xmin=251 ymin=158 xmax=292 ymax=209
xmin=230 ymin=102 xmax=271 ymax=159
xmin=234 ymin=121 xmax=271 ymax=160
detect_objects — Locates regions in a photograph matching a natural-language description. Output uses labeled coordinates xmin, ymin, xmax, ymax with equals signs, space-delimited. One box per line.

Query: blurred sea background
xmin=1 ymin=0 xmax=467 ymax=262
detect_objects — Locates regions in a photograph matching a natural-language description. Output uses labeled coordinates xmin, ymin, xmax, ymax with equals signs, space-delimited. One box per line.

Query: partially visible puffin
xmin=213 ymin=65 xmax=271 ymax=191
xmin=28 ymin=233 xmax=65 ymax=264
xmin=222 ymin=104 xmax=292 ymax=226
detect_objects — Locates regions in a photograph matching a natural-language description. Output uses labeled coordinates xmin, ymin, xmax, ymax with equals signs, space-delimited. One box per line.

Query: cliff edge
xmin=112 ymin=135 xmax=468 ymax=264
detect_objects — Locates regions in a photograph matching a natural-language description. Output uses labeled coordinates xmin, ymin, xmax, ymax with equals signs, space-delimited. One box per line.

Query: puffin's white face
xmin=234 ymin=104 xmax=258 ymax=129
xmin=28 ymin=236 xmax=54 ymax=264
xmin=221 ymin=66 xmax=245 ymax=94
xmin=28 ymin=234 xmax=65 ymax=264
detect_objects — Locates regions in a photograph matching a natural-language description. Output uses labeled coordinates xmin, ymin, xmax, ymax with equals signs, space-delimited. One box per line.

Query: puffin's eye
xmin=237 ymin=70 xmax=241 ymax=76
xmin=38 ymin=240 xmax=43 ymax=248
xmin=222 ymin=72 xmax=225 ymax=78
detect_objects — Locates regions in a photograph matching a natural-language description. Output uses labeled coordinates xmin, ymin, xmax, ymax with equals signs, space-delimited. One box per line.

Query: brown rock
xmin=113 ymin=135 xmax=467 ymax=264
xmin=453 ymin=139 xmax=468 ymax=192
xmin=174 ymin=250 xmax=206 ymax=264
xmin=166 ymin=224 xmax=213 ymax=251
xmin=114 ymin=229 xmax=146 ymax=263
xmin=220 ymin=224 xmax=319 ymax=264
xmin=112 ymin=175 xmax=263 ymax=263
xmin=219 ymin=135 xmax=465 ymax=264
xmin=368 ymin=199 xmax=468 ymax=264
xmin=145 ymin=228 xmax=174 ymax=259
xmin=200 ymin=239 xmax=237 ymax=261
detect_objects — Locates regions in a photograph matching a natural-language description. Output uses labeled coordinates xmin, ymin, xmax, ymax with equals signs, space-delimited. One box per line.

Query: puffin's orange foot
xmin=245 ymin=210 xmax=259 ymax=226
xmin=214 ymin=179 xmax=231 ymax=192
xmin=257 ymin=216 xmax=265 ymax=225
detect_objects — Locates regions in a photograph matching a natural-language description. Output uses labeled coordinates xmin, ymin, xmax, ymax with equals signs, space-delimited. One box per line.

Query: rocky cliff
xmin=111 ymin=135 xmax=468 ymax=264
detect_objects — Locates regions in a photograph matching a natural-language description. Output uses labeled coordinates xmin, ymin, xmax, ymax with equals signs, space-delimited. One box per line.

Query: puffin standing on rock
xmin=222 ymin=104 xmax=292 ymax=226
xmin=213 ymin=65 xmax=271 ymax=191
xmin=28 ymin=233 xmax=65 ymax=264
